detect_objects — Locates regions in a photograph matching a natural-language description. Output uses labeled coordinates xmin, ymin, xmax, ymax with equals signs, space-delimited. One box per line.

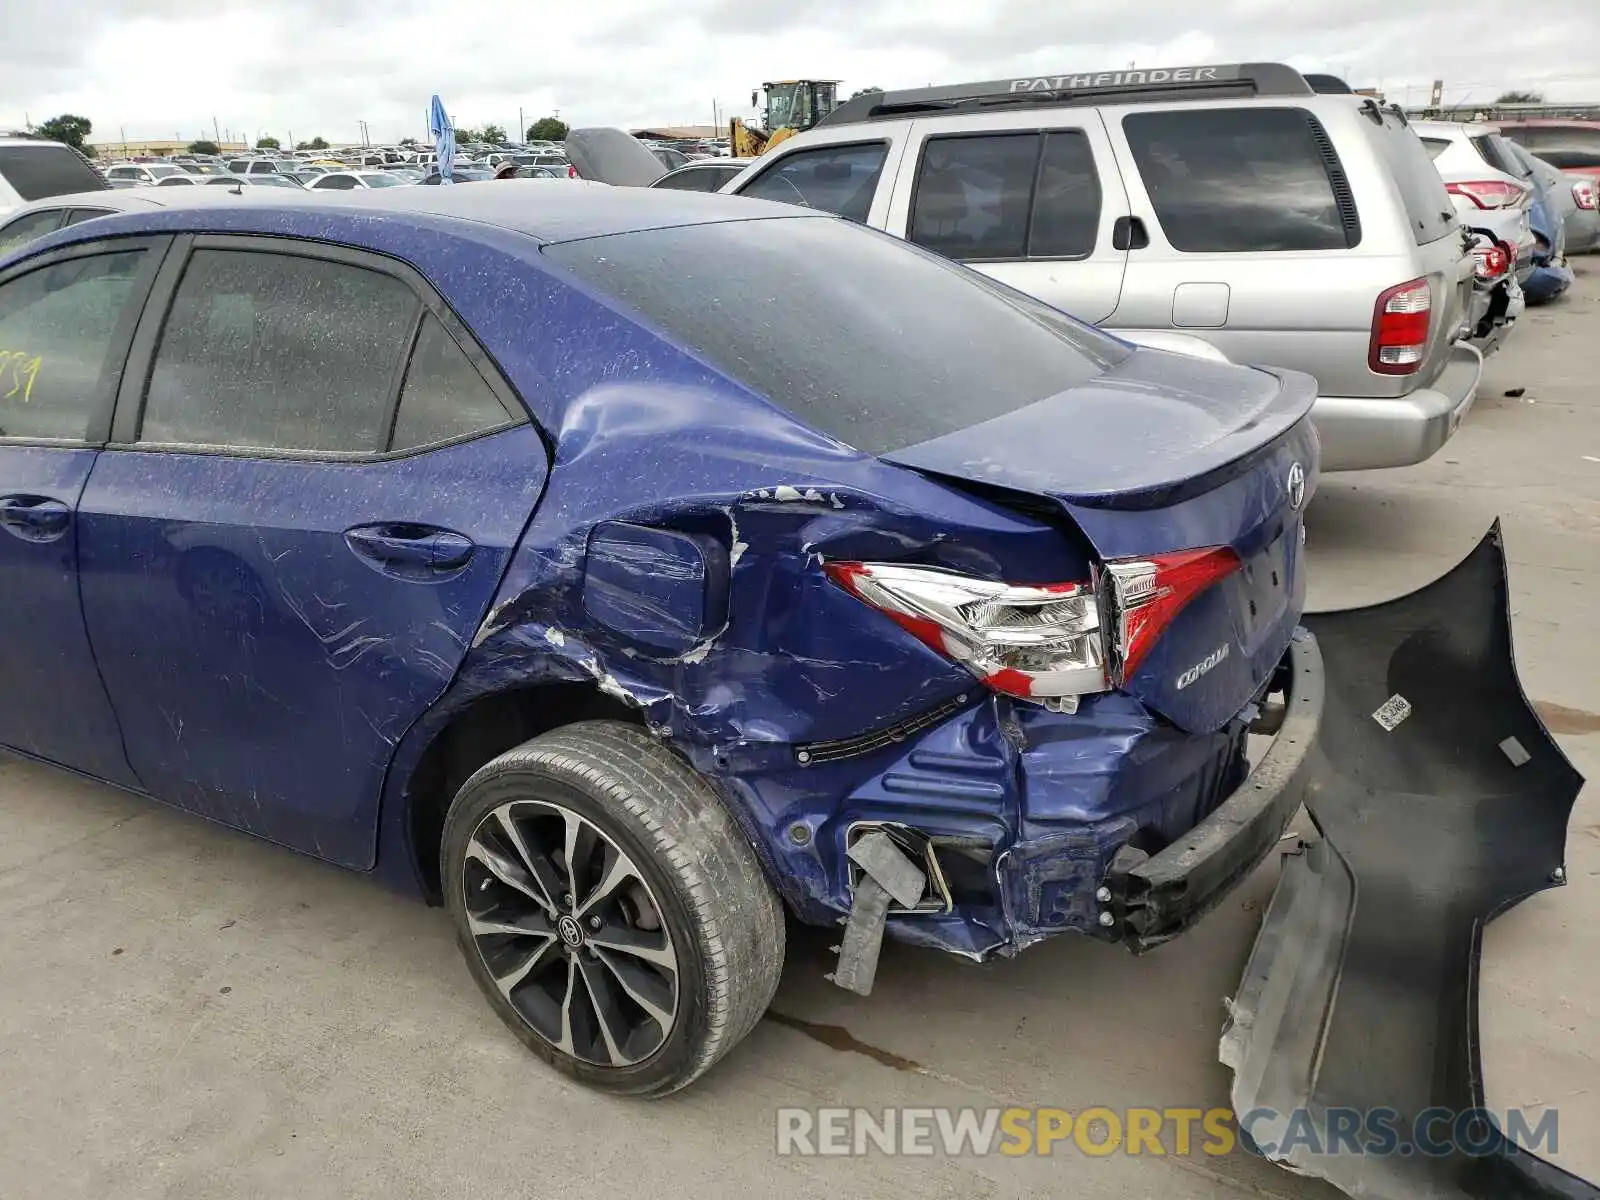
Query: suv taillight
xmin=1573 ymin=179 xmax=1597 ymax=211
xmin=1472 ymin=241 xmax=1511 ymax=280
xmin=567 ymin=163 xmax=579 ymax=178
xmin=823 ymin=550 xmax=1239 ymax=707
xmin=1446 ymin=180 xmax=1529 ymax=209
xmin=1369 ymin=278 xmax=1432 ymax=375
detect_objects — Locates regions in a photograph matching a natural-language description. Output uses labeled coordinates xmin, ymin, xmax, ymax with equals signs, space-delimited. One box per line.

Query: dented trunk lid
xmin=883 ymin=352 xmax=1319 ymax=734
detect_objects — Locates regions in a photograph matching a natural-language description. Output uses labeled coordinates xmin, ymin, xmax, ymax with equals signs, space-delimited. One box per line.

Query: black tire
xmin=441 ymin=720 xmax=785 ymax=1096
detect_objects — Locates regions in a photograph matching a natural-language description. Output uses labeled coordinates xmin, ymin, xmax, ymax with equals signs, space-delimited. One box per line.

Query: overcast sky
xmin=5 ymin=0 xmax=1599 ymax=146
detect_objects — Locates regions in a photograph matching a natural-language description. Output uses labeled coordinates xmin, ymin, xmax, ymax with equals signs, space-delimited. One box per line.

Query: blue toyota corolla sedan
xmin=0 ymin=183 xmax=1323 ymax=1096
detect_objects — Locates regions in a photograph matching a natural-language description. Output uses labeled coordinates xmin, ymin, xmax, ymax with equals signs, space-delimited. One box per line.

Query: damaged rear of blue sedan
xmin=1 ymin=182 xmax=1581 ymax=1166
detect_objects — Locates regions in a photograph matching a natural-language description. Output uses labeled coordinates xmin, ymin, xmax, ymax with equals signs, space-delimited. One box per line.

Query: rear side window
xmin=0 ymin=145 xmax=107 ymax=201
xmin=64 ymin=209 xmax=114 ymax=226
xmin=653 ymin=166 xmax=739 ymax=192
xmin=0 ymin=210 xmax=66 ymax=256
xmin=1369 ymin=114 xmax=1456 ymax=245
xmin=1122 ymin=107 xmax=1357 ymax=252
xmin=390 ymin=314 xmax=515 ymax=450
xmin=737 ymin=142 xmax=887 ymax=223
xmin=909 ymin=131 xmax=1101 ymax=261
xmin=1473 ymin=134 xmax=1528 ymax=178
xmin=544 ymin=216 xmax=1129 ymax=455
xmin=141 ymin=249 xmax=419 ymax=452
xmin=0 ymin=251 xmax=147 ymax=439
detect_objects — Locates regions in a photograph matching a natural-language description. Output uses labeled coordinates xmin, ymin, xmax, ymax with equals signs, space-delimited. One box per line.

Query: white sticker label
xmin=1372 ymin=694 xmax=1413 ymax=731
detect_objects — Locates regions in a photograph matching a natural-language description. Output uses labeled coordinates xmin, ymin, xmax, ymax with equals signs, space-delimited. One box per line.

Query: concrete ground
xmin=1 ymin=273 xmax=1596 ymax=1200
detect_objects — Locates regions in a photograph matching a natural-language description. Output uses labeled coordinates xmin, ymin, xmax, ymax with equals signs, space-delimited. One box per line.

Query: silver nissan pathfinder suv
xmin=721 ymin=63 xmax=1481 ymax=472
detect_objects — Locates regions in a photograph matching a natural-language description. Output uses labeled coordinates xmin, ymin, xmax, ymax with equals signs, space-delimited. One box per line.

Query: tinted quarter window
xmin=545 ymin=216 xmax=1128 ymax=456
xmin=0 ymin=146 xmax=108 ymax=200
xmin=911 ymin=131 xmax=1101 ymax=262
xmin=316 ymin=175 xmax=357 ymax=190
xmin=1472 ymin=134 xmax=1527 ymax=178
xmin=0 ymin=250 xmax=146 ymax=440
xmin=1123 ymin=107 xmax=1354 ymax=252
xmin=140 ymin=249 xmax=418 ymax=452
xmin=0 ymin=210 xmax=66 ymax=255
xmin=1370 ymin=113 xmax=1455 ymax=244
xmin=738 ymin=142 xmax=887 ymax=223
xmin=653 ymin=167 xmax=733 ymax=192
xmin=1421 ymin=137 xmax=1451 ymax=160
xmin=390 ymin=314 xmax=515 ymax=450
xmin=1031 ymin=132 xmax=1101 ymax=257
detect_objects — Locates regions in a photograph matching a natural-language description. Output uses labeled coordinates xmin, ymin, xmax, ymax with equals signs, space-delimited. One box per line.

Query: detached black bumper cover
xmin=1106 ymin=628 xmax=1324 ymax=951
xmin=1221 ymin=523 xmax=1596 ymax=1199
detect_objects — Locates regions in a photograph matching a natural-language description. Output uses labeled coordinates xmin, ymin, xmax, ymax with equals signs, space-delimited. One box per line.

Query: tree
xmin=527 ymin=116 xmax=568 ymax=141
xmin=480 ymin=123 xmax=507 ymax=144
xmin=454 ymin=127 xmax=481 ymax=144
xmin=256 ymin=135 xmax=280 ymax=150
xmin=295 ymin=136 xmax=328 ymax=151
xmin=1496 ymin=90 xmax=1544 ymax=104
xmin=35 ymin=113 xmax=92 ymax=151
xmin=188 ymin=139 xmax=220 ymax=156
xmin=850 ymin=86 xmax=884 ymax=99
xmin=399 ymin=136 xmax=417 ymax=147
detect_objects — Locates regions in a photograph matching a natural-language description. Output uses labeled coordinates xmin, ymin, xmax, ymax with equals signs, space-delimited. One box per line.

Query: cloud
xmin=4 ymin=0 xmax=1597 ymax=145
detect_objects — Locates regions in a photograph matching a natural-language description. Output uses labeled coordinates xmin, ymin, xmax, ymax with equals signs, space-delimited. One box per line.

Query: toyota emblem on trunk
xmin=1287 ymin=462 xmax=1306 ymax=511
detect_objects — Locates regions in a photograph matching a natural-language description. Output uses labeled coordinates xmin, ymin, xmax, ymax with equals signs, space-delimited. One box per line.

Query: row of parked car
xmin=577 ymin=72 xmax=1593 ymax=474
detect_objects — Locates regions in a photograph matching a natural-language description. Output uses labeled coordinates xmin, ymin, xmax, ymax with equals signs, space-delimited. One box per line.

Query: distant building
xmin=87 ymin=138 xmax=249 ymax=160
xmin=630 ymin=125 xmax=722 ymax=140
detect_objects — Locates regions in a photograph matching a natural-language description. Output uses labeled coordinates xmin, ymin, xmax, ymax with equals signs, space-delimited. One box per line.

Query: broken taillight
xmin=1445 ymin=179 xmax=1529 ymax=209
xmin=824 ymin=549 xmax=1240 ymax=708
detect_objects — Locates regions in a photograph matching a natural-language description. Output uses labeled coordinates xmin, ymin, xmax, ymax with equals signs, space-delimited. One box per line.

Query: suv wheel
xmin=441 ymin=720 xmax=784 ymax=1096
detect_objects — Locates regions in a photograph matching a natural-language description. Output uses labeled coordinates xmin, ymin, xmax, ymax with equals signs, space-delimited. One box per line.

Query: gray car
xmin=1503 ymin=139 xmax=1599 ymax=254
xmin=0 ymin=185 xmax=314 ymax=257
xmin=720 ymin=64 xmax=1483 ymax=472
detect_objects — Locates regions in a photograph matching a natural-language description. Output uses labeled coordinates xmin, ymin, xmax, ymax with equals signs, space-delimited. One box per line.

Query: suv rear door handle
xmin=0 ymin=495 xmax=71 ymax=543
xmin=345 ymin=524 xmax=475 ymax=571
xmin=1113 ymin=216 xmax=1150 ymax=251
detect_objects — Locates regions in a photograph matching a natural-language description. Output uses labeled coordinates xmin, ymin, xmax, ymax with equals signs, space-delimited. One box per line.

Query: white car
xmin=103 ymin=162 xmax=191 ymax=187
xmin=1414 ymin=121 xmax=1537 ymax=268
xmin=307 ymin=171 xmax=408 ymax=190
xmin=0 ymin=185 xmax=313 ymax=256
xmin=0 ymin=139 xmax=110 ymax=215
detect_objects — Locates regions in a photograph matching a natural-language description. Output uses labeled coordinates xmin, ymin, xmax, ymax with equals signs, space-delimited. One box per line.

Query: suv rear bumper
xmin=1312 ymin=342 xmax=1483 ymax=471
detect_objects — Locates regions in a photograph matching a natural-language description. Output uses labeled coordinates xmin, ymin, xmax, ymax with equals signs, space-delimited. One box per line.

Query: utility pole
xmin=519 ymin=106 xmax=524 ymax=141
xmin=213 ymin=115 xmax=221 ymax=145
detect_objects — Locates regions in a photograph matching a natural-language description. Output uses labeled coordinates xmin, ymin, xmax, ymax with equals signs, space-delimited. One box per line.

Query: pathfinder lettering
xmin=1010 ymin=67 xmax=1221 ymax=92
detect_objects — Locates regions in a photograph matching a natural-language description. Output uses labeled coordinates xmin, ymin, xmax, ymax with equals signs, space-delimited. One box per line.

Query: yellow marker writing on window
xmin=0 ymin=349 xmax=43 ymax=403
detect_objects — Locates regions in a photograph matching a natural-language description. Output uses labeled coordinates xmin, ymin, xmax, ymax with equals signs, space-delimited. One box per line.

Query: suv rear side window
xmin=910 ymin=131 xmax=1100 ymax=261
xmin=141 ymin=248 xmax=419 ymax=452
xmin=1122 ymin=107 xmax=1356 ymax=252
xmin=545 ymin=216 xmax=1129 ymax=455
xmin=737 ymin=143 xmax=887 ymax=223
xmin=1369 ymin=113 xmax=1456 ymax=244
xmin=0 ymin=146 xmax=108 ymax=202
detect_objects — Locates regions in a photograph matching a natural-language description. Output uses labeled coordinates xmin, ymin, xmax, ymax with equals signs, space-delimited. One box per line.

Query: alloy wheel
xmin=461 ymin=800 xmax=679 ymax=1067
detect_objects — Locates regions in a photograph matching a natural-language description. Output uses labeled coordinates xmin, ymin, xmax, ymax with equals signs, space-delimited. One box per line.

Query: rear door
xmin=881 ymin=114 xmax=1130 ymax=323
xmin=0 ymin=237 xmax=167 ymax=785
xmin=78 ymin=236 xmax=547 ymax=867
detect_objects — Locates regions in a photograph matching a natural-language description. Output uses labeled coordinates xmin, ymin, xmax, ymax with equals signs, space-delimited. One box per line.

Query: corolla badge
xmin=1287 ymin=462 xmax=1306 ymax=511
xmin=1176 ymin=643 xmax=1230 ymax=690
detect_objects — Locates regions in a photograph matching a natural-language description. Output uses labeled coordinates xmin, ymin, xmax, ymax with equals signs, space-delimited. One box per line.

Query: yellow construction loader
xmin=728 ymin=80 xmax=841 ymax=157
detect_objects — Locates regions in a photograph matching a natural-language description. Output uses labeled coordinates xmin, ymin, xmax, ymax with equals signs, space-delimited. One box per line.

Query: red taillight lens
xmin=1445 ymin=180 xmax=1529 ymax=209
xmin=1472 ymin=241 xmax=1510 ymax=280
xmin=1369 ymin=278 xmax=1432 ymax=375
xmin=1101 ymin=548 xmax=1241 ymax=679
xmin=1573 ymin=180 xmax=1596 ymax=211
xmin=567 ymin=163 xmax=579 ymax=178
xmin=824 ymin=548 xmax=1241 ymax=707
xmin=823 ymin=561 xmax=1107 ymax=707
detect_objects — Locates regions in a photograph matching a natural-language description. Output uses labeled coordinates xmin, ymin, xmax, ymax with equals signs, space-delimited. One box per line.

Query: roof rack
xmin=819 ymin=62 xmax=1314 ymax=126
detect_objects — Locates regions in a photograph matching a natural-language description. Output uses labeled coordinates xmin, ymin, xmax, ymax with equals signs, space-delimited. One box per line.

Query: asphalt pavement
xmin=1 ymin=270 xmax=1595 ymax=1200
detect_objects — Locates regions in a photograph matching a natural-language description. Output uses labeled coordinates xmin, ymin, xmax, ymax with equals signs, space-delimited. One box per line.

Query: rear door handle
xmin=0 ymin=495 xmax=71 ymax=543
xmin=1112 ymin=216 xmax=1150 ymax=251
xmin=345 ymin=524 xmax=475 ymax=572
